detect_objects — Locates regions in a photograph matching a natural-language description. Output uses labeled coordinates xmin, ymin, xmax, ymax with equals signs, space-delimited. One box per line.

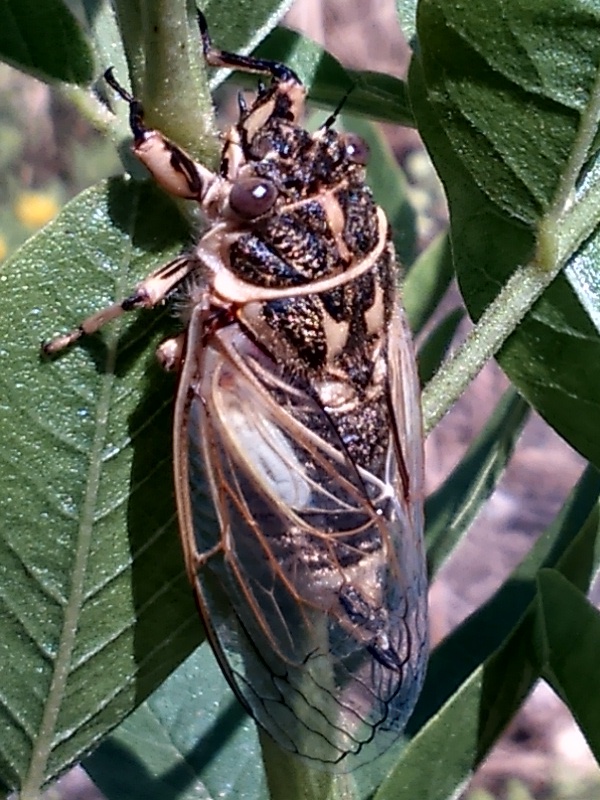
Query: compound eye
xmin=229 ymin=178 xmax=277 ymax=218
xmin=343 ymin=133 xmax=370 ymax=166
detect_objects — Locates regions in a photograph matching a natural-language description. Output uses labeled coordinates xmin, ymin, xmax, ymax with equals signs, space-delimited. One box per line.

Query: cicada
xmin=44 ymin=12 xmax=428 ymax=770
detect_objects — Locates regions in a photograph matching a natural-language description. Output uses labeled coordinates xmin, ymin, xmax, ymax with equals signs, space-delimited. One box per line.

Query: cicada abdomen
xmin=44 ymin=11 xmax=428 ymax=771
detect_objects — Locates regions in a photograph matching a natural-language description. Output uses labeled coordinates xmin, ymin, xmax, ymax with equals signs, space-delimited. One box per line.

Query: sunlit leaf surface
xmin=0 ymin=180 xmax=206 ymax=793
xmin=411 ymin=0 xmax=600 ymax=468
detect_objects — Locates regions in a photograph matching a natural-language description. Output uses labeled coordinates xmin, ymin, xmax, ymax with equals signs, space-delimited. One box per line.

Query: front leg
xmin=104 ymin=69 xmax=217 ymax=202
xmin=42 ymin=255 xmax=195 ymax=355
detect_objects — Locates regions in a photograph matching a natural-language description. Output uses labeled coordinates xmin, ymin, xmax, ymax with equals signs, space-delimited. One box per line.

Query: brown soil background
xmin=4 ymin=0 xmax=596 ymax=797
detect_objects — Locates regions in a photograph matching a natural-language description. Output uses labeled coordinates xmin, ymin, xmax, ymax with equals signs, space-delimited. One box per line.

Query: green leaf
xmin=80 ymin=0 xmax=129 ymax=88
xmin=85 ymin=653 xmax=394 ymax=800
xmin=415 ymin=0 xmax=600 ymax=224
xmin=345 ymin=70 xmax=413 ymax=127
xmin=534 ymin=569 xmax=600 ymax=762
xmin=420 ymin=465 xmax=600 ymax=733
xmin=0 ymin=179 xmax=206 ymax=795
xmin=417 ymin=307 xmax=464 ymax=386
xmin=425 ymin=388 xmax=530 ymax=576
xmin=402 ymin=233 xmax=454 ymax=335
xmin=0 ymin=0 xmax=94 ymax=84
xmin=84 ymin=643 xmax=265 ymax=800
xmin=375 ymin=466 xmax=600 ymax=800
xmin=410 ymin=0 xmax=600 ymax=468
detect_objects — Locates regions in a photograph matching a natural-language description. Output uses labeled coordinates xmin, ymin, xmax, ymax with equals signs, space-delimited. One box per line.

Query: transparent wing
xmin=174 ymin=303 xmax=427 ymax=770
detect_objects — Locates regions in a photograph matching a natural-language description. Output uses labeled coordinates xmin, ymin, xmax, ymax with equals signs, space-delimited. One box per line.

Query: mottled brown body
xmin=216 ymin=99 xmax=398 ymax=480
xmin=44 ymin=13 xmax=427 ymax=771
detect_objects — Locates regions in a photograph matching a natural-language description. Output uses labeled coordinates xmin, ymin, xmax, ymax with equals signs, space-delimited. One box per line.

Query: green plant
xmin=1 ymin=1 xmax=600 ymax=799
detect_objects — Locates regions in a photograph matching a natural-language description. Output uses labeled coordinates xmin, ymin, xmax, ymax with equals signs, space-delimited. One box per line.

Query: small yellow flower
xmin=0 ymin=236 xmax=7 ymax=261
xmin=15 ymin=192 xmax=60 ymax=229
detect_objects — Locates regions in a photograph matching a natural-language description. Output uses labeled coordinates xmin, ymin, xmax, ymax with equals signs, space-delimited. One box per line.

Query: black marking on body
xmin=330 ymin=527 xmax=384 ymax=568
xmin=308 ymin=129 xmax=350 ymax=188
xmin=320 ymin=286 xmax=346 ymax=322
xmin=261 ymin=203 xmax=340 ymax=280
xmin=274 ymin=517 xmax=384 ymax=573
xmin=164 ymin=141 xmax=203 ymax=194
xmin=335 ymin=184 xmax=379 ymax=254
xmin=228 ymin=203 xmax=342 ymax=287
xmin=339 ymin=585 xmax=403 ymax=672
xmin=229 ymin=236 xmax=307 ymax=287
xmin=330 ymin=395 xmax=389 ymax=474
xmin=262 ymin=296 xmax=327 ymax=369
xmin=366 ymin=641 xmax=403 ymax=672
xmin=247 ymin=123 xmax=366 ymax=201
xmin=342 ymin=271 xmax=376 ymax=356
xmin=273 ymin=91 xmax=294 ymax=121
xmin=339 ymin=584 xmax=385 ymax=633
xmin=247 ymin=133 xmax=274 ymax=160
xmin=378 ymin=239 xmax=397 ymax=326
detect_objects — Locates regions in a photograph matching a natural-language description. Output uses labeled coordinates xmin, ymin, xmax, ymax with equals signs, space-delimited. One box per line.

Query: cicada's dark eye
xmin=343 ymin=133 xmax=370 ymax=166
xmin=230 ymin=178 xmax=278 ymax=218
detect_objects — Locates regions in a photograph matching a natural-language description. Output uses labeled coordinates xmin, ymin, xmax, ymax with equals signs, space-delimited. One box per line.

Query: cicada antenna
xmin=197 ymin=10 xmax=301 ymax=85
xmin=320 ymin=85 xmax=355 ymax=130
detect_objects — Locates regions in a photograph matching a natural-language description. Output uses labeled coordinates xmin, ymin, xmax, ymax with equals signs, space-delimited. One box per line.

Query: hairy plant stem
xmin=59 ymin=84 xmax=117 ymax=138
xmin=422 ymin=56 xmax=600 ymax=437
xmin=421 ymin=262 xmax=555 ymax=436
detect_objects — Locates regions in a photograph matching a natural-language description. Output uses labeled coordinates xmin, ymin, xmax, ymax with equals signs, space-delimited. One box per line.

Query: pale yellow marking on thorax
xmin=322 ymin=312 xmax=350 ymax=361
xmin=318 ymin=191 xmax=351 ymax=262
xmin=241 ymin=82 xmax=306 ymax=141
xmin=364 ymin=279 xmax=385 ymax=336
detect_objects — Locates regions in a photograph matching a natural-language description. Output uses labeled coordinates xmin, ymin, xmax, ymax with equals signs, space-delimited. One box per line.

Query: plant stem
xmin=59 ymin=85 xmax=116 ymax=138
xmin=112 ymin=0 xmax=145 ymax=96
xmin=421 ymin=262 xmax=548 ymax=435
xmin=261 ymin=733 xmax=359 ymax=800
xmin=139 ymin=0 xmax=219 ymax=164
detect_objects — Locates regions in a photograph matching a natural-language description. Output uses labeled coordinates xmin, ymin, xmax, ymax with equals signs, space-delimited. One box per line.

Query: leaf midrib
xmin=19 ymin=194 xmax=140 ymax=799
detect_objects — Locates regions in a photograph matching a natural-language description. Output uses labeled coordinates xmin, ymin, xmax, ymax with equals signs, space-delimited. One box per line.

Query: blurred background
xmin=1 ymin=0 xmax=597 ymax=798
